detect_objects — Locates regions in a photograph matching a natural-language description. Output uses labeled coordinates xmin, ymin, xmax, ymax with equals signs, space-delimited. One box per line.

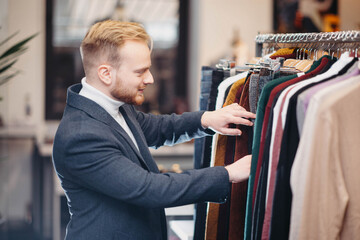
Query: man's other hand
xmin=225 ymin=155 xmax=252 ymax=183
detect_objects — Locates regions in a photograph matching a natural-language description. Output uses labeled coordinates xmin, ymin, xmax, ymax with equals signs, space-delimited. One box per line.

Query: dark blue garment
xmin=194 ymin=67 xmax=225 ymax=240
xmin=194 ymin=66 xmax=214 ymax=169
xmin=193 ymin=67 xmax=214 ymax=240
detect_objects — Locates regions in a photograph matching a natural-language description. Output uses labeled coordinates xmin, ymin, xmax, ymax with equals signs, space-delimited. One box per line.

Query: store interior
xmin=0 ymin=0 xmax=359 ymax=239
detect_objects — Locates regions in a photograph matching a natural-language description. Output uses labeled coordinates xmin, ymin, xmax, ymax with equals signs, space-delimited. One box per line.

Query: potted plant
xmin=0 ymin=32 xmax=38 ymax=98
xmin=0 ymin=32 xmax=37 ymax=126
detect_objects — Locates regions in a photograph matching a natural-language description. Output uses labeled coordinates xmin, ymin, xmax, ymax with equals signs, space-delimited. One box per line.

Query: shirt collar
xmin=79 ymin=77 xmax=124 ymax=117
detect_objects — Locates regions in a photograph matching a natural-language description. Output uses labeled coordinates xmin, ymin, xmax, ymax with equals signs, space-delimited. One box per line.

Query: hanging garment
xmin=210 ymin=71 xmax=249 ymax=168
xmin=290 ymin=73 xmax=360 ymax=240
xmin=203 ymin=32 xmax=359 ymax=240
xmin=228 ymin=75 xmax=252 ymax=240
xmin=255 ymin=54 xmax=357 ymax=240
xmin=205 ymin=76 xmax=247 ymax=240
xmin=249 ymin=72 xmax=260 ymax=115
xmin=244 ymin=74 xmax=299 ymax=240
xmin=201 ymin=69 xmax=225 ymax=170
xmin=195 ymin=66 xmax=215 ymax=169
xmin=243 ymin=56 xmax=327 ymax=240
xmin=217 ymin=82 xmax=246 ymax=240
xmin=269 ymin=48 xmax=299 ymax=60
xmin=261 ymin=71 xmax=318 ymax=239
xmin=253 ymin=55 xmax=351 ymax=240
xmin=244 ymin=31 xmax=360 ymax=240
xmin=252 ymin=56 xmax=334 ymax=240
xmin=296 ymin=60 xmax=360 ymax=134
xmin=257 ymin=56 xmax=335 ymax=240
xmin=194 ymin=66 xmax=215 ymax=240
xmin=269 ymin=54 xmax=355 ymax=240
xmin=195 ymin=69 xmax=226 ymax=240
xmin=289 ymin=60 xmax=360 ymax=240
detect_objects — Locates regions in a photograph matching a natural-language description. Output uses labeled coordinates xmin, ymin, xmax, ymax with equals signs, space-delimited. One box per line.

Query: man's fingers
xmin=228 ymin=103 xmax=256 ymax=119
xmin=231 ymin=103 xmax=246 ymax=111
xmin=221 ymin=128 xmax=242 ymax=136
xmin=233 ymin=110 xmax=256 ymax=119
xmin=230 ymin=116 xmax=254 ymax=126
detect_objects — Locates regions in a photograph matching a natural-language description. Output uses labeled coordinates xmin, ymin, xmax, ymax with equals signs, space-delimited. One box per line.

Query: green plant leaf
xmin=0 ymin=32 xmax=37 ymax=88
xmin=0 ymin=33 xmax=38 ymax=59
xmin=0 ymin=31 xmax=19 ymax=47
xmin=0 ymin=60 xmax=18 ymax=75
xmin=0 ymin=48 xmax=27 ymax=67
xmin=0 ymin=71 xmax=19 ymax=86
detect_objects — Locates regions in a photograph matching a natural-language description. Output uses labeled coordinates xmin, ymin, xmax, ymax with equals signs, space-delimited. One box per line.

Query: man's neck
xmin=84 ymin=77 xmax=113 ymax=99
xmin=79 ymin=77 xmax=124 ymax=117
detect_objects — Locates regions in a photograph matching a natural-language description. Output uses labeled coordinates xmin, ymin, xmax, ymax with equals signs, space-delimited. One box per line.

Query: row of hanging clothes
xmin=193 ymin=30 xmax=360 ymax=240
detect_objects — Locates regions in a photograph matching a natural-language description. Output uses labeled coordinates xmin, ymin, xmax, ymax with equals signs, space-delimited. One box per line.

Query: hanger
xmin=215 ymin=59 xmax=236 ymax=70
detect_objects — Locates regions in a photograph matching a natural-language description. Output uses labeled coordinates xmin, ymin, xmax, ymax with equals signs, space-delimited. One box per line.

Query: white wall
xmin=0 ymin=0 xmax=9 ymax=126
xmin=188 ymin=0 xmax=273 ymax=111
xmin=0 ymin=0 xmax=45 ymax=135
xmin=0 ymin=0 xmax=8 ymax=39
xmin=340 ymin=0 xmax=360 ymax=30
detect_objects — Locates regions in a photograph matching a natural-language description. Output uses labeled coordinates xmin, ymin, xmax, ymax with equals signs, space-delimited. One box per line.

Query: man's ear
xmin=97 ymin=64 xmax=113 ymax=85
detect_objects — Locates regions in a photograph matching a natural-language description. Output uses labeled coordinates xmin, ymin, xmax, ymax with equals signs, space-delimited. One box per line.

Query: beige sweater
xmin=290 ymin=74 xmax=360 ymax=240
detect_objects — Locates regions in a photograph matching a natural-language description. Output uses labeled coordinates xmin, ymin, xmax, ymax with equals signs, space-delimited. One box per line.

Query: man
xmin=52 ymin=20 xmax=256 ymax=240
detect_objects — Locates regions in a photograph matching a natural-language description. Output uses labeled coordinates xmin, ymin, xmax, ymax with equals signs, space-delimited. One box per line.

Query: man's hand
xmin=201 ymin=103 xmax=256 ymax=135
xmin=225 ymin=155 xmax=252 ymax=183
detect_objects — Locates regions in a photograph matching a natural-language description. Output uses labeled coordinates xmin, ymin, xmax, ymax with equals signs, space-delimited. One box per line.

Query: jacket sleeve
xmin=59 ymin=130 xmax=230 ymax=209
xmin=134 ymin=107 xmax=214 ymax=148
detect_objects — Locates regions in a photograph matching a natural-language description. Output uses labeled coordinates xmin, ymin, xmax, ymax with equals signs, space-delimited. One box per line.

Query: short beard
xmin=110 ymin=87 xmax=144 ymax=105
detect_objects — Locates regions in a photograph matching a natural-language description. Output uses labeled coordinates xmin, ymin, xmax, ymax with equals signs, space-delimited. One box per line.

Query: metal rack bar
xmin=255 ymin=31 xmax=360 ymax=57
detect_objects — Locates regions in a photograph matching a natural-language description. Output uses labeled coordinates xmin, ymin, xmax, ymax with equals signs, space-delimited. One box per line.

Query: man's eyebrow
xmin=134 ymin=66 xmax=151 ymax=72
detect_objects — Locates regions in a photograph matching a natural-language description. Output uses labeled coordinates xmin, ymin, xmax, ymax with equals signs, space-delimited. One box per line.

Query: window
xmin=46 ymin=0 xmax=188 ymax=119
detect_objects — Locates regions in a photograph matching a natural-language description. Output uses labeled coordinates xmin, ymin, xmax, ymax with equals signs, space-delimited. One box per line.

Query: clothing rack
xmin=255 ymin=31 xmax=360 ymax=57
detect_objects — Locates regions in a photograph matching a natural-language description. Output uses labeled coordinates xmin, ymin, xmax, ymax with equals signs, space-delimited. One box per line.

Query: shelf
xmin=149 ymin=143 xmax=194 ymax=157
xmin=169 ymin=220 xmax=194 ymax=240
xmin=38 ymin=142 xmax=194 ymax=158
xmin=165 ymin=204 xmax=194 ymax=216
xmin=0 ymin=125 xmax=37 ymax=139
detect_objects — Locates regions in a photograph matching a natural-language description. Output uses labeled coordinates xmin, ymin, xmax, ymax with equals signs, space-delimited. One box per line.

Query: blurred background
xmin=0 ymin=0 xmax=359 ymax=239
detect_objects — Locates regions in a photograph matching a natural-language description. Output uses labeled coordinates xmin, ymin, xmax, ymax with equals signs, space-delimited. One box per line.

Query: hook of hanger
xmin=344 ymin=31 xmax=352 ymax=42
xmin=296 ymin=48 xmax=300 ymax=60
xmin=294 ymin=33 xmax=298 ymax=43
xmin=307 ymin=47 xmax=312 ymax=60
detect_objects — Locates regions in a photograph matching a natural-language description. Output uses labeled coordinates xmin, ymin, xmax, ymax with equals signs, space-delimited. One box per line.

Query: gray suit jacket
xmin=52 ymin=83 xmax=230 ymax=240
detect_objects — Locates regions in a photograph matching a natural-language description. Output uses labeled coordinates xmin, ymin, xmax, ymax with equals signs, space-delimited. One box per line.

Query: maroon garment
xmin=251 ymin=57 xmax=330 ymax=207
xmin=216 ymin=82 xmax=245 ymax=240
xmin=228 ymin=77 xmax=251 ymax=240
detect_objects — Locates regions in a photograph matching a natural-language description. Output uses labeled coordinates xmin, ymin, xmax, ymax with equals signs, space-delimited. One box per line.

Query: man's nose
xmin=144 ymin=72 xmax=154 ymax=85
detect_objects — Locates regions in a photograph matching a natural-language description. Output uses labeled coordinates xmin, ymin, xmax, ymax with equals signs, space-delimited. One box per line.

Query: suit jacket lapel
xmin=120 ymin=105 xmax=160 ymax=173
xmin=67 ymin=84 xmax=151 ymax=171
xmin=106 ymin=115 xmax=152 ymax=171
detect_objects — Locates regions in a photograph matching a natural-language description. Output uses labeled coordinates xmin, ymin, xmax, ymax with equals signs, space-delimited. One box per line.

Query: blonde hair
xmin=80 ymin=20 xmax=152 ymax=76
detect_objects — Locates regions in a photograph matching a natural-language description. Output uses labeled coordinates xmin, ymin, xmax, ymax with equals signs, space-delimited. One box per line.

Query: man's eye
xmin=136 ymin=70 xmax=146 ymax=75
